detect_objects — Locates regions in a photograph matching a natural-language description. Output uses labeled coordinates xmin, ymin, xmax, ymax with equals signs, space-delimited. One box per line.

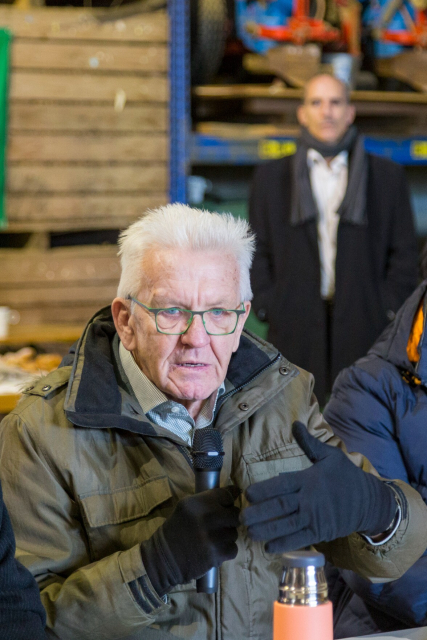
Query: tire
xmin=191 ymin=0 xmax=227 ymax=84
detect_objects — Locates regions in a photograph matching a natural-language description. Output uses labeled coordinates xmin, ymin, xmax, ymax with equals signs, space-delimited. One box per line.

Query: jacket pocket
xmin=246 ymin=454 xmax=311 ymax=484
xmin=78 ymin=476 xmax=173 ymax=560
xmin=79 ymin=475 xmax=172 ymax=527
xmin=245 ymin=453 xmax=312 ymax=562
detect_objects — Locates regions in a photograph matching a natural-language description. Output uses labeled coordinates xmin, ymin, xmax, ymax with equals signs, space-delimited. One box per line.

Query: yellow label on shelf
xmin=411 ymin=141 xmax=427 ymax=159
xmin=258 ymin=139 xmax=297 ymax=160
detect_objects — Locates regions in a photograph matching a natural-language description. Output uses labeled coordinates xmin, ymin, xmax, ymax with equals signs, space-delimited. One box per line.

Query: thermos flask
xmin=273 ymin=550 xmax=333 ymax=640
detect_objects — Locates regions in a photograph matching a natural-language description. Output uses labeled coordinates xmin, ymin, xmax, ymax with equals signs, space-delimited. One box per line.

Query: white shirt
xmin=307 ymin=149 xmax=348 ymax=300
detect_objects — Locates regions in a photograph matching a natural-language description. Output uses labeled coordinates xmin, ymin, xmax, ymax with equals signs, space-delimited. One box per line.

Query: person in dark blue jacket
xmin=0 ymin=480 xmax=46 ymax=639
xmin=324 ymin=279 xmax=427 ymax=636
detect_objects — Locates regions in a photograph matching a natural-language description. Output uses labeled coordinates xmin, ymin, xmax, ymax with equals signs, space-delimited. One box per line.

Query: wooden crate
xmin=0 ymin=6 xmax=169 ymax=232
xmin=0 ymin=244 xmax=120 ymax=324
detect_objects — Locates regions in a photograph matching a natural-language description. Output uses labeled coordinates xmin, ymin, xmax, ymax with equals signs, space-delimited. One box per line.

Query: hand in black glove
xmin=140 ymin=486 xmax=241 ymax=596
xmin=241 ymin=422 xmax=397 ymax=554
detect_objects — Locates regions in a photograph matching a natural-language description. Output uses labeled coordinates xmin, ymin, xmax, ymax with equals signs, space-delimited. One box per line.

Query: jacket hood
xmin=61 ymin=306 xmax=283 ymax=434
xmin=369 ymin=280 xmax=427 ymax=383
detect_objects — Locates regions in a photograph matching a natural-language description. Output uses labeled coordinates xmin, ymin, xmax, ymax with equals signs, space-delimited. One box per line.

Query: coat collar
xmin=368 ymin=280 xmax=427 ymax=385
xmin=59 ymin=307 xmax=287 ymax=436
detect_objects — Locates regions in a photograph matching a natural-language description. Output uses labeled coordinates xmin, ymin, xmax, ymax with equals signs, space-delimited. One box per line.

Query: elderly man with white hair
xmin=0 ymin=204 xmax=426 ymax=640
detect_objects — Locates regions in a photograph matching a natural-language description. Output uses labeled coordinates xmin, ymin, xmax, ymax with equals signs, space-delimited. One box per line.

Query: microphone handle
xmin=195 ymin=469 xmax=221 ymax=594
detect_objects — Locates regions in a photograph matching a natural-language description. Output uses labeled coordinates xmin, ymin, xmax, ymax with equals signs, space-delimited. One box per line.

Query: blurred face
xmin=112 ymin=248 xmax=250 ymax=418
xmin=297 ymin=75 xmax=355 ymax=145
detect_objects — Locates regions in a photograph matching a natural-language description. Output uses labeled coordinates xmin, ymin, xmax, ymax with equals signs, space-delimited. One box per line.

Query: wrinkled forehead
xmin=138 ymin=247 xmax=241 ymax=301
xmin=304 ymin=76 xmax=348 ymax=103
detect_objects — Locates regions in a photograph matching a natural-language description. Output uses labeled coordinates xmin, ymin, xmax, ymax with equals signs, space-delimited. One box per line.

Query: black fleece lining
xmin=75 ymin=320 xmax=122 ymax=415
xmin=66 ymin=411 xmax=157 ymax=435
xmin=226 ymin=334 xmax=273 ymax=388
xmin=128 ymin=580 xmax=152 ymax=614
xmin=137 ymin=575 xmax=163 ymax=609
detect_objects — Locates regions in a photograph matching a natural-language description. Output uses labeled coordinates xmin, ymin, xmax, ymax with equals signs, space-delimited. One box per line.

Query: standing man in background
xmin=249 ymin=74 xmax=418 ymax=404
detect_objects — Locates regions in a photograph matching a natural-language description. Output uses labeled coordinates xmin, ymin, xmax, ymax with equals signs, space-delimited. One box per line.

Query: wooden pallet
xmin=0 ymin=6 xmax=169 ymax=232
xmin=0 ymin=244 xmax=120 ymax=324
xmin=193 ymin=84 xmax=427 ymax=103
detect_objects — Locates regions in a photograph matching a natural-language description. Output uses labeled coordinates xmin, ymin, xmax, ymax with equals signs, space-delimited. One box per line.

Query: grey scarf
xmin=290 ymin=125 xmax=368 ymax=227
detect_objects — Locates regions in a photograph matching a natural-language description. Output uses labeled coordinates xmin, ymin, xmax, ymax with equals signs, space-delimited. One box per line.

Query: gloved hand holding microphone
xmin=140 ymin=485 xmax=240 ymax=597
xmin=140 ymin=427 xmax=240 ymax=597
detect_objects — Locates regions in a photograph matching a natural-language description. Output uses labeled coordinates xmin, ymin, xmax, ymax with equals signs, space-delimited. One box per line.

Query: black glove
xmin=140 ymin=486 xmax=241 ymax=596
xmin=241 ymin=422 xmax=397 ymax=554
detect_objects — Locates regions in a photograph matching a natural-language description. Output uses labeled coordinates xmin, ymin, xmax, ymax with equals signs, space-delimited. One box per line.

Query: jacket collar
xmin=369 ymin=280 xmax=427 ymax=385
xmin=62 ymin=307 xmax=284 ymax=436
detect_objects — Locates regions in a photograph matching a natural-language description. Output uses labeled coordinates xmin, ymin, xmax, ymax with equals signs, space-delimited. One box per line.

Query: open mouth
xmin=176 ymin=363 xmax=206 ymax=368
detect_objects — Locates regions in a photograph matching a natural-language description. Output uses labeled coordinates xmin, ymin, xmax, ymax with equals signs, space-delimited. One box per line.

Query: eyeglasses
xmin=128 ymin=297 xmax=246 ymax=336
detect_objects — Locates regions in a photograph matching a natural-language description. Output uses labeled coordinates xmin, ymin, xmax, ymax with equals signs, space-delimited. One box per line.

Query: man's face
xmin=297 ymin=75 xmax=356 ymax=145
xmin=113 ymin=248 xmax=250 ymax=416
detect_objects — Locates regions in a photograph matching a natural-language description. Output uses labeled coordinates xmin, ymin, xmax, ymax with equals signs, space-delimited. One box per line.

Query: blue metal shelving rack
xmin=169 ymin=0 xmax=191 ymax=203
xmin=191 ymin=133 xmax=427 ymax=166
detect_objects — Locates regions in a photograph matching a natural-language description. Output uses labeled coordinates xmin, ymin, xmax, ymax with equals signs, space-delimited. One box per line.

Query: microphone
xmin=192 ymin=427 xmax=225 ymax=594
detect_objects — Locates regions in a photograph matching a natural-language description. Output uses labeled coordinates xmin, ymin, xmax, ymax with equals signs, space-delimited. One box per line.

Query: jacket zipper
xmin=177 ymin=444 xmax=193 ymax=469
xmin=215 ymin=351 xmax=281 ymax=640
xmin=172 ymin=352 xmax=281 ymax=640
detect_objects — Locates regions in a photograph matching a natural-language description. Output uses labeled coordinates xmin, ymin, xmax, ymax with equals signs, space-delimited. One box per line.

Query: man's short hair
xmin=117 ymin=203 xmax=256 ymax=302
xmin=302 ymin=73 xmax=351 ymax=104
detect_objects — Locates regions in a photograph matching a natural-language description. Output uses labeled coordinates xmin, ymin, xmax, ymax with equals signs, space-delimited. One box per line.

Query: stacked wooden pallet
xmin=0 ymin=245 xmax=120 ymax=324
xmin=3 ymin=5 xmax=169 ymax=231
xmin=0 ymin=6 xmax=169 ymax=324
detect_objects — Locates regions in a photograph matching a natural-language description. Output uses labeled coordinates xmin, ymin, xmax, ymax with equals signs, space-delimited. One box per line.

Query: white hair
xmin=117 ymin=203 xmax=255 ymax=301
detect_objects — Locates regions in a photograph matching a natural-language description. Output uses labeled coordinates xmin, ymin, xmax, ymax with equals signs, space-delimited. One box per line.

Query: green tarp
xmin=0 ymin=29 xmax=11 ymax=229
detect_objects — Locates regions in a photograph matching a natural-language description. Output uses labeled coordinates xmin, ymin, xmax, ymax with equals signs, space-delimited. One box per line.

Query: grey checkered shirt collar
xmin=119 ymin=341 xmax=225 ymax=446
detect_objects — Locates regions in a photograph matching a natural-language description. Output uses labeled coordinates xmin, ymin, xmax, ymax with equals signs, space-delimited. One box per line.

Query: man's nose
xmin=321 ymin=101 xmax=332 ymax=118
xmin=180 ymin=314 xmax=210 ymax=347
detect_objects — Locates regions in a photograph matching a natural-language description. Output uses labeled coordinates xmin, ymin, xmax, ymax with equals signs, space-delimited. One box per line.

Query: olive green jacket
xmin=0 ymin=308 xmax=426 ymax=640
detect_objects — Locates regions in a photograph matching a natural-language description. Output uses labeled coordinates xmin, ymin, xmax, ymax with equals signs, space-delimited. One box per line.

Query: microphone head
xmin=192 ymin=427 xmax=224 ymax=471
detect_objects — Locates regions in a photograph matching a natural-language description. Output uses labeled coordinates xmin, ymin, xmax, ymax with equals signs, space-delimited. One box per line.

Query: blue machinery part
xmin=234 ymin=0 xmax=294 ymax=54
xmin=234 ymin=0 xmax=414 ymax=58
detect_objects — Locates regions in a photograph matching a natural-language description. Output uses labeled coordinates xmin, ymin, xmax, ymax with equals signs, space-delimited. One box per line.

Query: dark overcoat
xmin=249 ymin=152 xmax=418 ymax=404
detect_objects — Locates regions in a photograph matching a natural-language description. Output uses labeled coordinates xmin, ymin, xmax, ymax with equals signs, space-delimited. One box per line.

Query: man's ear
xmin=297 ymin=104 xmax=307 ymax=127
xmin=232 ymin=301 xmax=251 ymax=353
xmin=347 ymin=104 xmax=356 ymax=126
xmin=111 ymin=298 xmax=137 ymax=351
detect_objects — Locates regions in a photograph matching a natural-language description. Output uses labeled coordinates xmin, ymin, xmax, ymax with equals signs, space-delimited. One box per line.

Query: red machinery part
xmin=257 ymin=20 xmax=341 ymax=43
xmin=255 ymin=0 xmax=342 ymax=44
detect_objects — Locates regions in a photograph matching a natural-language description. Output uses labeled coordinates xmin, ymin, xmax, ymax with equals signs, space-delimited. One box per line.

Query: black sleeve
xmin=248 ymin=164 xmax=276 ymax=322
xmin=383 ymin=165 xmax=418 ymax=313
xmin=0 ymin=481 xmax=47 ymax=639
